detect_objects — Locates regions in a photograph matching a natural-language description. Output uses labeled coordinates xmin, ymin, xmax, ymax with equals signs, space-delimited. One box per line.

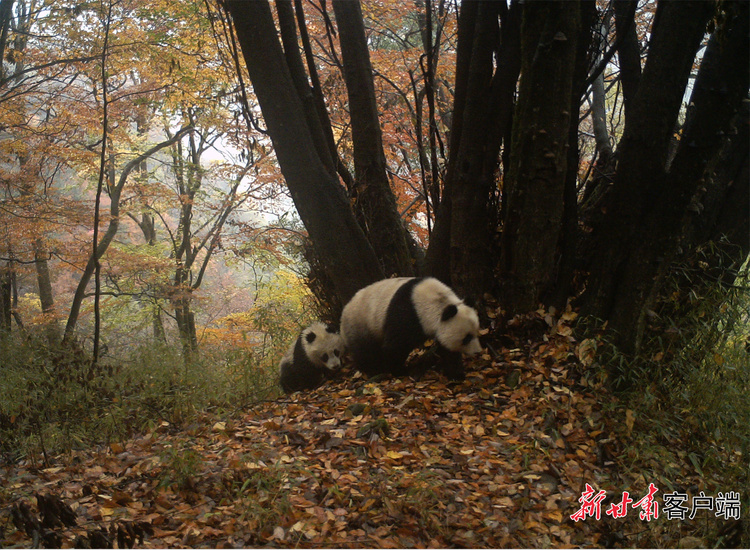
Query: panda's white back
xmin=341 ymin=277 xmax=412 ymax=341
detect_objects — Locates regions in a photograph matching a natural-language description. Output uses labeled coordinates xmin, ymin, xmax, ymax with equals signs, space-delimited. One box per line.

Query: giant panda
xmin=340 ymin=277 xmax=482 ymax=380
xmin=279 ymin=322 xmax=344 ymax=393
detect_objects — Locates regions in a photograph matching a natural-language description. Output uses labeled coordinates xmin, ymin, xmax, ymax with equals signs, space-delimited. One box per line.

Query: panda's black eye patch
xmin=321 ymin=353 xmax=329 ymax=362
xmin=334 ymin=349 xmax=340 ymax=357
xmin=462 ymin=334 xmax=473 ymax=346
xmin=306 ymin=332 xmax=317 ymax=343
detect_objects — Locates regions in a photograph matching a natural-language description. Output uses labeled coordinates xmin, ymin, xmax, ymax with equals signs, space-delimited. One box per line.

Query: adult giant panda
xmin=279 ymin=322 xmax=343 ymax=393
xmin=340 ymin=277 xmax=482 ymax=380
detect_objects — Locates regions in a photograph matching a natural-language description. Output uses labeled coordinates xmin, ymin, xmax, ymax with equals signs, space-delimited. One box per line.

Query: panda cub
xmin=279 ymin=322 xmax=343 ymax=393
xmin=340 ymin=277 xmax=482 ymax=380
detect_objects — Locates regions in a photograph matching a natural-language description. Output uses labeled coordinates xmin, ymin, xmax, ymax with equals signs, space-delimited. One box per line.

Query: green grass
xmin=0 ymin=332 xmax=280 ymax=464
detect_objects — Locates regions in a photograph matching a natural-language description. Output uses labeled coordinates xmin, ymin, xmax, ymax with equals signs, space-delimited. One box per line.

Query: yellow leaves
xmin=626 ymin=409 xmax=636 ymax=436
xmin=576 ymin=338 xmax=597 ymax=366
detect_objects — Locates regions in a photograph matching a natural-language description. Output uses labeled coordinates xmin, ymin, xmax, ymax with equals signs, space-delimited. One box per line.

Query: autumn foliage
xmin=1 ymin=1 xmax=748 ymax=548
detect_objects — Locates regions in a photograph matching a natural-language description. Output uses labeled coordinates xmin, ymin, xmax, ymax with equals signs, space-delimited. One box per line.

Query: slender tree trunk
xmin=223 ymin=0 xmax=383 ymax=303
xmin=419 ymin=0 xmax=442 ymax=217
xmin=0 ymin=260 xmax=11 ymax=332
xmin=292 ymin=0 xmax=355 ymax=193
xmin=63 ymin=128 xmax=191 ymax=344
xmin=275 ymin=0 xmax=337 ymax=179
xmin=499 ymin=0 xmax=580 ymax=314
xmin=34 ymin=240 xmax=61 ymax=344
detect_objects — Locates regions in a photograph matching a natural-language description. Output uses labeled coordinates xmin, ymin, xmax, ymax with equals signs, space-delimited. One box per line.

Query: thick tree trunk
xmin=653 ymin=103 xmax=749 ymax=358
xmin=499 ymin=0 xmax=580 ymax=314
xmin=581 ymin=1 xmax=714 ymax=341
xmin=550 ymin=0 xmax=597 ymax=309
xmin=425 ymin=0 xmax=521 ymax=300
xmin=224 ymin=0 xmax=383 ymax=303
xmin=173 ymin=292 xmax=198 ymax=361
xmin=685 ymin=102 xmax=750 ymax=266
xmin=332 ymin=0 xmax=415 ymax=278
xmin=423 ymin=0 xmax=480 ymax=284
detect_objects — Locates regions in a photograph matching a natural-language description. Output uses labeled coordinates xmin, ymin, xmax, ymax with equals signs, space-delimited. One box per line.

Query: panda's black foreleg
xmin=382 ymin=330 xmax=421 ymax=377
xmin=436 ymin=345 xmax=465 ymax=381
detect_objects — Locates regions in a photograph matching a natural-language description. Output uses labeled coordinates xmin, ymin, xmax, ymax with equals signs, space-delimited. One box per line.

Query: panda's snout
xmin=321 ymin=352 xmax=341 ymax=370
xmin=467 ymin=339 xmax=482 ymax=355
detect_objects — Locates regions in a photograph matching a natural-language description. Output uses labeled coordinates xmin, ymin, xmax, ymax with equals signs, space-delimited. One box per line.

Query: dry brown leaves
xmin=1 ymin=311 xmax=618 ymax=548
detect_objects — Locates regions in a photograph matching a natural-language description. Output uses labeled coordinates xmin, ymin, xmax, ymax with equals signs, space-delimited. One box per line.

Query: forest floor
xmin=0 ymin=311 xmax=744 ymax=548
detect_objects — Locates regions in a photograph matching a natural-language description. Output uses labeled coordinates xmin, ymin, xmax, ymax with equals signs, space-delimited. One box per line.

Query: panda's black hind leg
xmin=349 ymin=338 xmax=387 ymax=376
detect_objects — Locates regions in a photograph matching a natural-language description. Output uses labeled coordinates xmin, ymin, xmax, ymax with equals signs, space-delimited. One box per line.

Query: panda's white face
xmin=435 ymin=302 xmax=482 ymax=355
xmin=303 ymin=323 xmax=344 ymax=371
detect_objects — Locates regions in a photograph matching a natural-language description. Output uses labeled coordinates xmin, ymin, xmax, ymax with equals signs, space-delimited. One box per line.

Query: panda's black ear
xmin=325 ymin=324 xmax=338 ymax=334
xmin=441 ymin=304 xmax=458 ymax=322
xmin=306 ymin=331 xmax=317 ymax=343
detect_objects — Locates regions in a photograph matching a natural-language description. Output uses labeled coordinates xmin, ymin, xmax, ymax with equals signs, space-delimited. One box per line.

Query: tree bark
xmin=332 ymin=0 xmax=415 ymax=278
xmin=550 ymin=0 xmax=597 ymax=309
xmin=423 ymin=0 xmax=480 ymax=284
xmin=0 ymin=0 xmax=13 ymax=82
xmin=292 ymin=0 xmax=355 ymax=193
xmin=685 ymin=102 xmax=750 ymax=268
xmin=223 ymin=0 xmax=383 ymax=303
xmin=499 ymin=0 xmax=580 ymax=314
xmin=275 ymin=0 xmax=337 ymax=179
xmin=0 ymin=261 xmax=10 ymax=332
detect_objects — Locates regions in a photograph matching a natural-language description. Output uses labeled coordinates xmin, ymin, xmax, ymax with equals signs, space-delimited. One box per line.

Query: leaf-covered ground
xmin=0 ymin=312 xmax=742 ymax=548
